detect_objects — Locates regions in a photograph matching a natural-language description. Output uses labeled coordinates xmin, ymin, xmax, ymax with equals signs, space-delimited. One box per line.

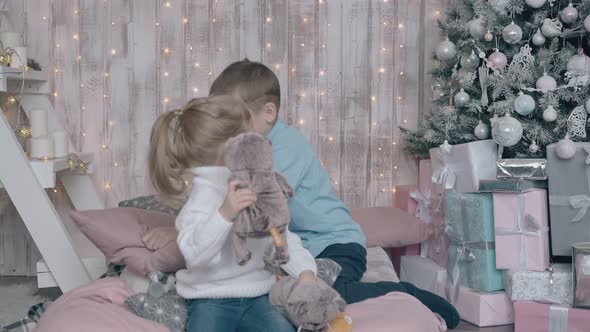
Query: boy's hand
xmin=142 ymin=226 xmax=177 ymax=251
xmin=219 ymin=180 xmax=257 ymax=221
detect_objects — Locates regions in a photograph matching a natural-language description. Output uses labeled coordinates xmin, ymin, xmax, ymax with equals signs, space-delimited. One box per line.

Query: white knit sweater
xmin=175 ymin=166 xmax=317 ymax=299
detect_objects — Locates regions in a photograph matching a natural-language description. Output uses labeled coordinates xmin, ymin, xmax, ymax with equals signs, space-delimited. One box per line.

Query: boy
xmin=209 ymin=59 xmax=459 ymax=328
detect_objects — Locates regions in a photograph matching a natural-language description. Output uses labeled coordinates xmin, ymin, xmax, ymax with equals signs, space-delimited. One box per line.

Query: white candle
xmin=30 ymin=136 xmax=54 ymax=159
xmin=9 ymin=46 xmax=27 ymax=69
xmin=0 ymin=32 xmax=24 ymax=49
xmin=52 ymin=130 xmax=68 ymax=158
xmin=29 ymin=109 xmax=48 ymax=138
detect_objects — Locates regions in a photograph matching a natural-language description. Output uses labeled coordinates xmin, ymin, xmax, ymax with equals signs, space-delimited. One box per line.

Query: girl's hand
xmin=219 ymin=180 xmax=257 ymax=221
xmin=142 ymin=226 xmax=177 ymax=251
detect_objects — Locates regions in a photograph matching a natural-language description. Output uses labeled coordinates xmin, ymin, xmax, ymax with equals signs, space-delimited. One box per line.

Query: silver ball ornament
xmin=492 ymin=113 xmax=523 ymax=147
xmin=529 ymin=142 xmax=540 ymax=154
xmin=536 ymin=72 xmax=557 ymax=93
xmin=542 ymin=105 xmax=558 ymax=122
xmin=484 ymin=31 xmax=494 ymax=42
xmin=585 ymin=97 xmax=590 ymax=114
xmin=474 ymin=121 xmax=490 ymax=140
xmin=514 ymin=92 xmax=536 ymax=115
xmin=525 ymin=0 xmax=546 ymax=8
xmin=560 ymin=3 xmax=579 ymax=24
xmin=436 ymin=39 xmax=457 ymax=62
xmin=585 ymin=15 xmax=590 ymax=32
xmin=454 ymin=89 xmax=471 ymax=107
xmin=502 ymin=21 xmax=523 ymax=44
xmin=469 ymin=18 xmax=486 ymax=40
xmin=555 ymin=137 xmax=576 ymax=160
xmin=487 ymin=49 xmax=508 ymax=70
xmin=532 ymin=29 xmax=546 ymax=46
xmin=460 ymin=52 xmax=480 ymax=71
xmin=567 ymin=51 xmax=590 ymax=74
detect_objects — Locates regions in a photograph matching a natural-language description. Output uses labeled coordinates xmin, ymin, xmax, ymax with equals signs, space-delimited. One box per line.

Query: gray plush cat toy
xmin=224 ymin=132 xmax=294 ymax=269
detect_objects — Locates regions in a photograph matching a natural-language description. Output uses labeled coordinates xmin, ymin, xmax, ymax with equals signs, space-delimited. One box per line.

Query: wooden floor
xmin=1 ymin=277 xmax=515 ymax=331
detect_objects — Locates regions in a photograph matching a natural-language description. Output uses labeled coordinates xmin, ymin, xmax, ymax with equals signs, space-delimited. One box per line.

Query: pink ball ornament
xmin=532 ymin=29 xmax=546 ymax=46
xmin=543 ymin=105 xmax=558 ymax=122
xmin=502 ymin=21 xmax=523 ymax=44
xmin=536 ymin=72 xmax=557 ymax=93
xmin=487 ymin=49 xmax=508 ymax=70
xmin=560 ymin=2 xmax=579 ymax=24
xmin=529 ymin=142 xmax=540 ymax=154
xmin=436 ymin=38 xmax=457 ymax=62
xmin=567 ymin=51 xmax=590 ymax=75
xmin=555 ymin=137 xmax=576 ymax=160
xmin=484 ymin=31 xmax=494 ymax=42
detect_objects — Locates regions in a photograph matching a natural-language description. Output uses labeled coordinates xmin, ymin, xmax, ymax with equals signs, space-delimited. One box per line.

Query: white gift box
xmin=503 ymin=264 xmax=573 ymax=304
xmin=429 ymin=139 xmax=497 ymax=194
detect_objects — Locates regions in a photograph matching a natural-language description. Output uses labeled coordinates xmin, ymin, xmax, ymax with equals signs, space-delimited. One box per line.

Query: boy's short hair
xmin=210 ymin=59 xmax=281 ymax=112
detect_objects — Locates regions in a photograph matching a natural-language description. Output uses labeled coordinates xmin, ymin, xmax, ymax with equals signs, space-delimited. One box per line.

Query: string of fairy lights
xmin=36 ymin=0 xmax=442 ymax=204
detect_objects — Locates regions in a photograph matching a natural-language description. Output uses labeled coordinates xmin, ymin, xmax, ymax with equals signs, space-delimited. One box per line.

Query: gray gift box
xmin=547 ymin=143 xmax=590 ymax=256
xmin=497 ymin=158 xmax=548 ymax=180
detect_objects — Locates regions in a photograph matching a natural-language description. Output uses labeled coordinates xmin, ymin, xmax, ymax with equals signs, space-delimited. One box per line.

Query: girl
xmin=148 ymin=96 xmax=317 ymax=332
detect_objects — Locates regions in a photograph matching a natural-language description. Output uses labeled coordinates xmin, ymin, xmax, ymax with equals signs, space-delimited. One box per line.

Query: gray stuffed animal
xmin=269 ymin=276 xmax=348 ymax=332
xmin=224 ymin=133 xmax=294 ymax=267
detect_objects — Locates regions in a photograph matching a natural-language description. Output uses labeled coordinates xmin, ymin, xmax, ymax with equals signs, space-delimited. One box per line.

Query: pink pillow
xmin=347 ymin=292 xmax=447 ymax=332
xmin=35 ymin=278 xmax=169 ymax=332
xmin=70 ymin=208 xmax=185 ymax=276
xmin=351 ymin=207 xmax=433 ymax=248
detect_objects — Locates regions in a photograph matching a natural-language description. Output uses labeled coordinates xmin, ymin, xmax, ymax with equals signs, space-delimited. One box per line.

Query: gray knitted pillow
xmin=126 ymin=291 xmax=187 ymax=332
xmin=118 ymin=195 xmax=180 ymax=215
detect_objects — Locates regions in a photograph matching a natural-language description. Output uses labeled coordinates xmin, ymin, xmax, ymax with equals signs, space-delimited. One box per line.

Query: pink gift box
xmin=514 ymin=301 xmax=590 ymax=332
xmin=391 ymin=185 xmax=421 ymax=273
xmin=400 ymin=255 xmax=513 ymax=327
xmin=492 ymin=189 xmax=550 ymax=271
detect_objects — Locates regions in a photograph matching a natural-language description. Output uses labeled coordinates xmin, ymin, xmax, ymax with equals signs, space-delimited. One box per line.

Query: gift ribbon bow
xmin=494 ymin=194 xmax=547 ymax=270
xmin=445 ymin=224 xmax=495 ymax=304
xmin=410 ymin=189 xmax=433 ymax=257
xmin=569 ymin=195 xmax=590 ymax=222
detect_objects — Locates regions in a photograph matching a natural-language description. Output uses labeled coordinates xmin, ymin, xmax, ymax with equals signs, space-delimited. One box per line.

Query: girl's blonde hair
xmin=148 ymin=96 xmax=250 ymax=205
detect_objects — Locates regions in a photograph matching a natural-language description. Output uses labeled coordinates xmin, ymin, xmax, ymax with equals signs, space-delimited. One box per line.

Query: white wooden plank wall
xmin=1 ymin=0 xmax=446 ymax=275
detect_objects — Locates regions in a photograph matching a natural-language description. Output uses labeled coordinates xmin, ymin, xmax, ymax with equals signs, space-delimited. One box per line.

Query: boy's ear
xmin=263 ymin=102 xmax=277 ymax=124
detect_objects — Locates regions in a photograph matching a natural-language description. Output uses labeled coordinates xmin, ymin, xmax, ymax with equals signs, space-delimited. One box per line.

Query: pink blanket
xmin=34 ymin=278 xmax=168 ymax=332
xmin=35 ymin=279 xmax=446 ymax=332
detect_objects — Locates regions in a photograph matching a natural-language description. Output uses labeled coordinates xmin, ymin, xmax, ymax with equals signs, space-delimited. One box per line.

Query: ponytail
xmin=148 ymin=110 xmax=188 ymax=206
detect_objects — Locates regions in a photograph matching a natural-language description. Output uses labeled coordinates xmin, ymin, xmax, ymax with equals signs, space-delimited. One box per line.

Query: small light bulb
xmin=320 ymin=91 xmax=325 ymax=96
xmin=194 ymin=62 xmax=200 ymax=68
xmin=266 ymin=17 xmax=272 ymax=23
xmin=217 ymin=48 xmax=222 ymax=52
xmin=435 ymin=11 xmax=440 ymax=15
xmin=398 ymin=23 xmax=404 ymax=28
xmin=328 ymin=136 xmax=334 ymax=141
xmin=103 ymin=94 xmax=107 ymax=98
xmin=53 ymin=92 xmax=58 ymax=97
xmin=77 ymin=55 xmax=81 ymax=60
xmin=42 ymin=16 xmax=47 ymax=20
xmin=208 ymin=71 xmax=212 ymax=76
xmin=319 ymin=70 xmax=325 ymax=76
xmin=378 ymin=147 xmax=382 ymax=151
xmin=104 ymin=72 xmax=109 ymax=77
xmin=73 ymin=34 xmax=79 ymax=40
xmin=212 ymin=18 xmax=216 ymax=23
xmin=165 ymin=1 xmax=171 ymax=8
xmin=371 ymin=95 xmax=376 ymax=101
xmin=54 ymin=69 xmax=59 ymax=73
xmin=56 ymin=43 xmax=60 ymax=48
xmin=82 ymin=132 xmax=86 ymax=136
xmin=382 ymin=47 xmax=387 ymax=51
xmin=393 ymin=141 xmax=397 ymax=145
xmin=373 ymin=122 xmax=377 ymax=126
xmin=74 ymin=10 xmax=79 ymax=14
xmin=398 ymin=96 xmax=402 ymax=100
xmin=274 ymin=64 xmax=280 ymax=69
xmin=300 ymin=92 xmax=306 ymax=97
xmin=392 ymin=187 xmax=397 ymax=193
xmin=111 ymin=48 xmax=116 ymax=55
xmin=108 ymin=121 xmax=114 ymax=127
xmin=303 ymin=17 xmax=308 ymax=23
xmin=193 ymin=87 xmax=199 ymax=93
xmin=53 ymin=188 xmax=58 ymax=193
xmin=300 ymin=43 xmax=305 ymax=47
xmin=266 ymin=42 xmax=272 ymax=48
xmin=164 ymin=97 xmax=170 ymax=103
xmin=155 ymin=22 xmax=160 ymax=26
xmin=403 ymin=119 xmax=408 ymax=123
xmin=104 ymin=183 xmax=111 ymax=190
xmin=183 ymin=17 xmax=188 ymax=23
xmin=111 ymin=21 xmax=115 ymax=25
xmin=328 ymin=23 xmax=332 ymax=27
xmin=379 ymin=173 xmax=384 ymax=177
xmin=164 ymin=48 xmax=170 ymax=54
xmin=164 ymin=71 xmax=169 ymax=77
xmin=379 ymin=67 xmax=385 ymax=73
xmin=101 ymin=144 xmax=108 ymax=149
xmin=80 ymin=84 xmax=84 ymax=87
xmin=383 ymin=21 xmax=388 ymax=26
xmin=82 ymin=106 xmax=86 ymax=110
xmin=291 ymin=68 xmax=296 ymax=72
xmin=321 ymin=44 xmax=326 ymax=48
xmin=399 ymin=44 xmax=404 ymax=48
xmin=299 ymin=119 xmax=305 ymax=125
xmin=114 ymin=162 xmax=119 ymax=167
xmin=394 ymin=166 xmax=398 ymax=170
xmin=400 ymin=71 xmax=404 ymax=75
xmin=8 ymin=96 xmax=16 ymax=104
xmin=319 ymin=0 xmax=323 ymax=3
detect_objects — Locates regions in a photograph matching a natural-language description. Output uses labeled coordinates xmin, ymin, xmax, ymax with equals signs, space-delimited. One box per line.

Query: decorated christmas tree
xmin=403 ymin=0 xmax=590 ymax=159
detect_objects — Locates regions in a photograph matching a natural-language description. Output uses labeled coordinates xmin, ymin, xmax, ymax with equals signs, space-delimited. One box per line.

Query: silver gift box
xmin=497 ymin=158 xmax=547 ymax=180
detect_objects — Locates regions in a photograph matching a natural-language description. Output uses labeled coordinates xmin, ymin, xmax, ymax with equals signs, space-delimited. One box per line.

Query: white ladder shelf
xmin=0 ymin=66 xmax=106 ymax=292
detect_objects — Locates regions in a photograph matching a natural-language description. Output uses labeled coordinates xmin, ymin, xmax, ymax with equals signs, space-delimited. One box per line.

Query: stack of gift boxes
xmin=395 ymin=139 xmax=590 ymax=330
